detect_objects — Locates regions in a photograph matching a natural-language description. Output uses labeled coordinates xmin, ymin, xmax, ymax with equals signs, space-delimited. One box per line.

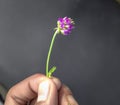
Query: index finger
xmin=5 ymin=74 xmax=61 ymax=105
xmin=5 ymin=74 xmax=45 ymax=105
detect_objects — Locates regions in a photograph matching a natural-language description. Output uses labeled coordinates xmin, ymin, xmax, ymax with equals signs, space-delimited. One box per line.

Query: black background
xmin=0 ymin=0 xmax=120 ymax=104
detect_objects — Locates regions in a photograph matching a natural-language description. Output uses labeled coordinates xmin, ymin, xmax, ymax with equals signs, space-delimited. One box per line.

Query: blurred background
xmin=0 ymin=0 xmax=120 ymax=104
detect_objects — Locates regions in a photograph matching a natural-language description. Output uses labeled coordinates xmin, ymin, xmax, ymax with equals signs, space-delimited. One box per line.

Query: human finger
xmin=36 ymin=78 xmax=60 ymax=105
xmin=4 ymin=74 xmax=61 ymax=105
xmin=29 ymin=76 xmax=61 ymax=105
xmin=59 ymin=85 xmax=79 ymax=105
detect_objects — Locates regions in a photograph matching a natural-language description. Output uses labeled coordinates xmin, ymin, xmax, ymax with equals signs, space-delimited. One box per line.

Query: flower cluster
xmin=57 ymin=17 xmax=75 ymax=35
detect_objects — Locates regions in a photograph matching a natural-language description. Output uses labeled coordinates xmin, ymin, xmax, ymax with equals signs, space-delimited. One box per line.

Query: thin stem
xmin=46 ymin=29 xmax=59 ymax=77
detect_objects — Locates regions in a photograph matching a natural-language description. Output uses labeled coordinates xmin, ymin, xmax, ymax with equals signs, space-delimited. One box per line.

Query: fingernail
xmin=67 ymin=95 xmax=79 ymax=105
xmin=37 ymin=80 xmax=50 ymax=102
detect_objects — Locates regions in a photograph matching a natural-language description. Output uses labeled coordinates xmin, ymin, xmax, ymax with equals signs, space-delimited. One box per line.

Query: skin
xmin=4 ymin=73 xmax=79 ymax=105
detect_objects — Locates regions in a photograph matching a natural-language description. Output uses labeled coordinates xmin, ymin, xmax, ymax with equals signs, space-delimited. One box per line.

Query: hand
xmin=4 ymin=73 xmax=78 ymax=105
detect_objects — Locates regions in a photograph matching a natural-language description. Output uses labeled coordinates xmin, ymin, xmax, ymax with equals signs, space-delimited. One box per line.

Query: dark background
xmin=0 ymin=0 xmax=120 ymax=104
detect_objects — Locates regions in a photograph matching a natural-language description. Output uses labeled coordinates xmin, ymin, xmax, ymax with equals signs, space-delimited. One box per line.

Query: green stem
xmin=46 ymin=29 xmax=59 ymax=77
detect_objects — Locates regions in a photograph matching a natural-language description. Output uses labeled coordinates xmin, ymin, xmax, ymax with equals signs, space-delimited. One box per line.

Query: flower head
xmin=57 ymin=17 xmax=75 ymax=35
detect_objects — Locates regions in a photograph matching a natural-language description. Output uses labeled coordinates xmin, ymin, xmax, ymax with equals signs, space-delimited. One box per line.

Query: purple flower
xmin=57 ymin=17 xmax=75 ymax=35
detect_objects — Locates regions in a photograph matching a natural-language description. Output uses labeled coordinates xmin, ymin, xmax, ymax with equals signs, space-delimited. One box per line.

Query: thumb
xmin=36 ymin=79 xmax=59 ymax=105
